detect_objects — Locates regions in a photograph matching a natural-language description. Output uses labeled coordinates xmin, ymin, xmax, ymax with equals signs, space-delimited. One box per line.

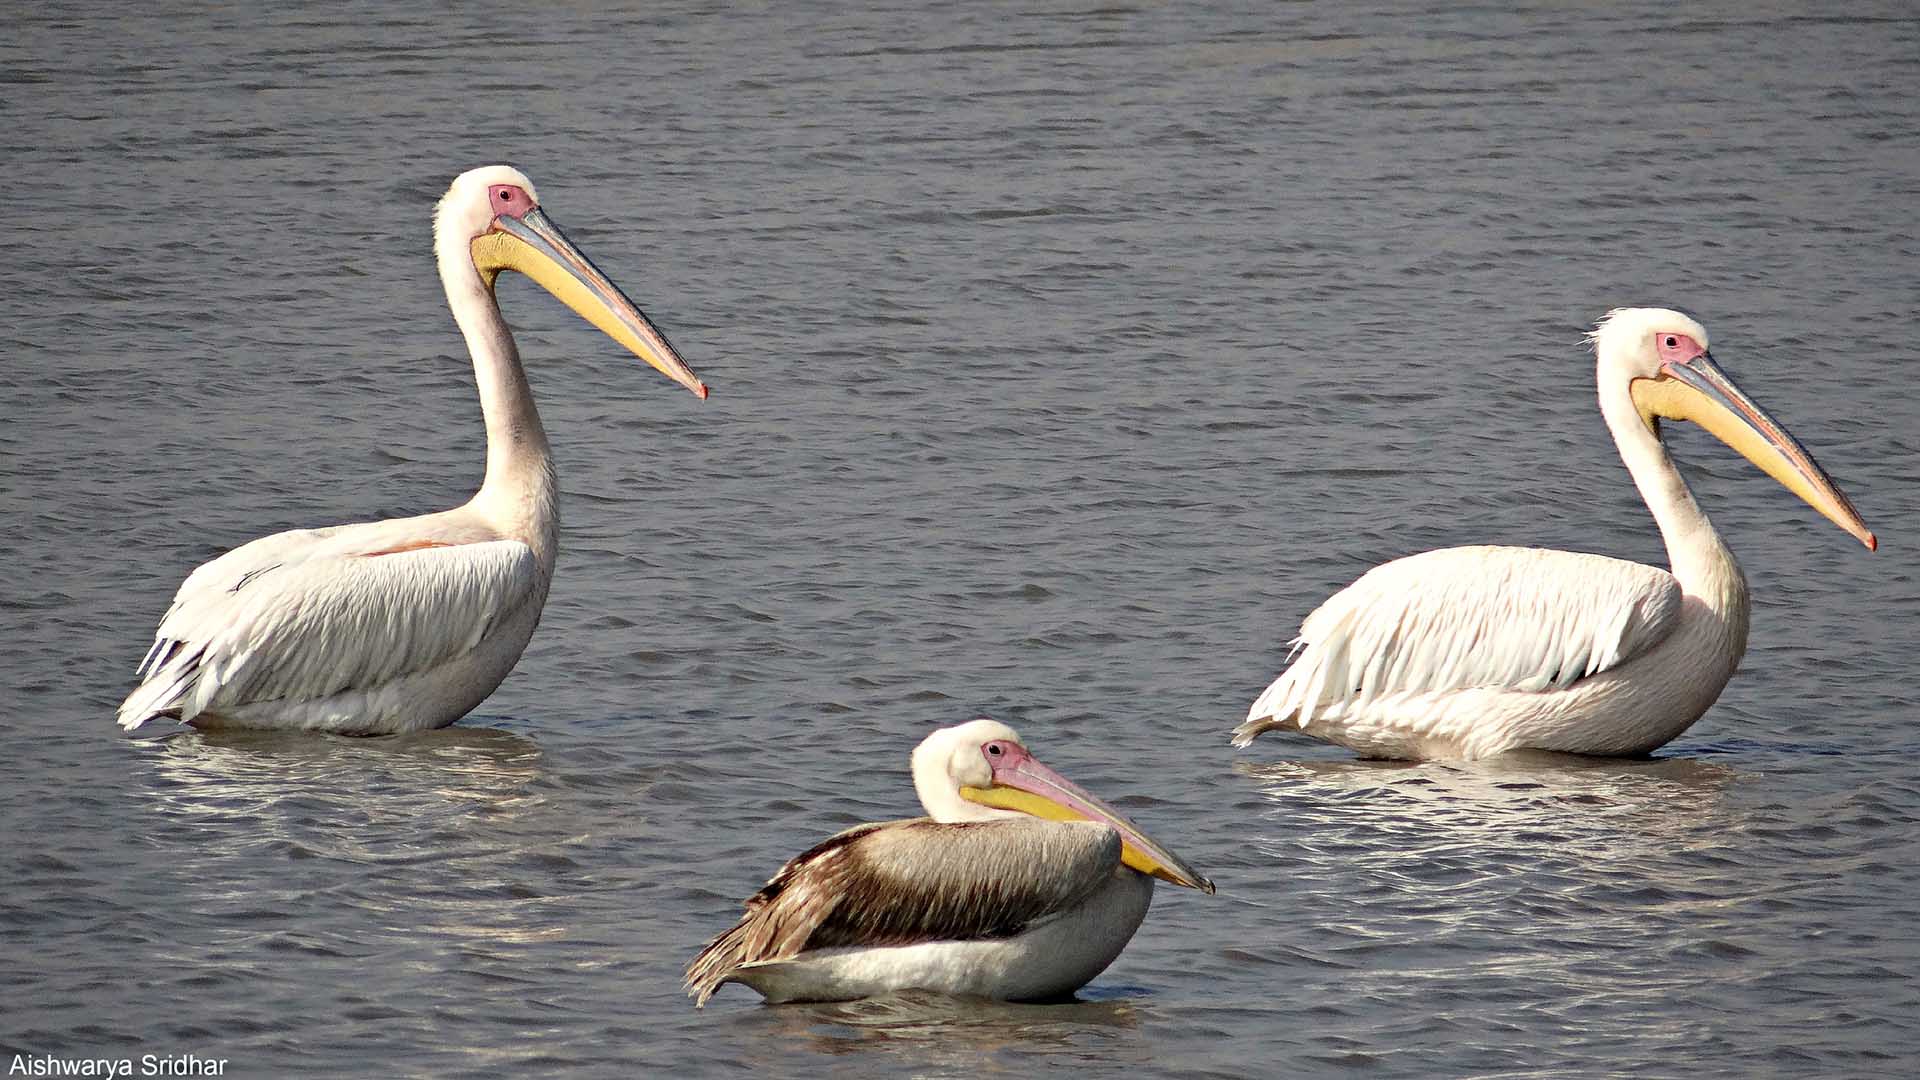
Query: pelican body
xmin=685 ymin=719 xmax=1213 ymax=1005
xmin=1235 ymin=308 xmax=1875 ymax=761
xmin=118 ymin=166 xmax=708 ymax=735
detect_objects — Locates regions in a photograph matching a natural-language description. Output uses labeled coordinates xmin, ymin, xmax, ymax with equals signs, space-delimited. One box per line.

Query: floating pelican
xmin=118 ymin=165 xmax=708 ymax=735
xmin=1235 ymin=308 xmax=1875 ymax=760
xmin=685 ymin=719 xmax=1213 ymax=1005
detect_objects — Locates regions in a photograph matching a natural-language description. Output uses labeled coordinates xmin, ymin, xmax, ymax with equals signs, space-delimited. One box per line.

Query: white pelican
xmin=117 ymin=165 xmax=708 ymax=735
xmin=1234 ymin=308 xmax=1875 ymax=761
xmin=685 ymin=718 xmax=1213 ymax=1005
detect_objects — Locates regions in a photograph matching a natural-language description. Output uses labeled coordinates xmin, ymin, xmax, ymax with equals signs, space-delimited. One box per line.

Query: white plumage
xmin=118 ymin=166 xmax=707 ymax=735
xmin=122 ymin=523 xmax=538 ymax=732
xmin=1251 ymin=546 xmax=1680 ymax=728
xmin=1236 ymin=309 xmax=1874 ymax=760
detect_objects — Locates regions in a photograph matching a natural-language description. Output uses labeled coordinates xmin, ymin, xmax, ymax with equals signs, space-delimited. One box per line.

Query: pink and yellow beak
xmin=961 ymin=744 xmax=1215 ymax=893
xmin=470 ymin=207 xmax=709 ymax=399
xmin=1631 ymin=351 xmax=1875 ymax=550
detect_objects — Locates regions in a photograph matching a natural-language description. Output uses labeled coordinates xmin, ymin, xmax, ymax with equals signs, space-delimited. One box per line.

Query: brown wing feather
xmin=684 ymin=818 xmax=1120 ymax=1005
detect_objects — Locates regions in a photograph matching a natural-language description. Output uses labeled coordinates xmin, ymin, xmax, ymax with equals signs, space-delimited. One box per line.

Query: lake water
xmin=5 ymin=2 xmax=1918 ymax=1077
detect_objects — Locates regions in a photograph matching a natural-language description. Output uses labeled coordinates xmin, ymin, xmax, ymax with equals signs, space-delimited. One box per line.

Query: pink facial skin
xmin=982 ymin=738 xmax=1102 ymax=815
xmin=487 ymin=184 xmax=537 ymax=219
xmin=981 ymin=738 xmax=1026 ymax=771
xmin=982 ymin=739 xmax=1130 ymax=838
xmin=978 ymin=733 xmax=1214 ymax=892
xmin=1655 ymin=332 xmax=1706 ymax=367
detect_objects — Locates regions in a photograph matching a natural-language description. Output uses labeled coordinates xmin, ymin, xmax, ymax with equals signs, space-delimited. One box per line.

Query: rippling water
xmin=6 ymin=2 xmax=1919 ymax=1077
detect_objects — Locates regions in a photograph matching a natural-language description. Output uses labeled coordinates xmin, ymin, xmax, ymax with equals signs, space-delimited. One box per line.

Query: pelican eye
xmin=986 ymin=743 xmax=1004 ymax=757
xmin=1664 ymin=335 xmax=1678 ymax=348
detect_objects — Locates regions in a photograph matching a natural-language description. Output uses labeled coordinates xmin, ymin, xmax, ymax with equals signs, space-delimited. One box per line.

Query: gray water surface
xmin=5 ymin=3 xmax=1919 ymax=1077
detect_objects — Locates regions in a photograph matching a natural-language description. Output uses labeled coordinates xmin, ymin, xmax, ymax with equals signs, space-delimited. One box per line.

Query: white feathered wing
xmin=119 ymin=520 xmax=539 ymax=732
xmin=1237 ymin=545 xmax=1682 ymax=748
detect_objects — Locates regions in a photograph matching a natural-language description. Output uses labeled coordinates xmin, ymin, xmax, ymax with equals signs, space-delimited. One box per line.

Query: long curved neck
xmin=1598 ymin=378 xmax=1746 ymax=610
xmin=438 ymin=239 xmax=557 ymax=559
xmin=915 ymin=767 xmax=988 ymax=823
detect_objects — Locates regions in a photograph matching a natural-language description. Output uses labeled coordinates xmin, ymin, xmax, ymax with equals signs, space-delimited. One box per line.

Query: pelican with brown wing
xmin=685 ymin=719 xmax=1213 ymax=1005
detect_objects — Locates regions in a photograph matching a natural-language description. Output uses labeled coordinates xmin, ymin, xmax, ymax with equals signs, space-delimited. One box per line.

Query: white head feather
xmin=435 ymin=165 xmax=539 ymax=242
xmin=910 ymin=718 xmax=1027 ymax=823
xmin=1588 ymin=307 xmax=1712 ymax=379
xmin=432 ymin=165 xmax=540 ymax=299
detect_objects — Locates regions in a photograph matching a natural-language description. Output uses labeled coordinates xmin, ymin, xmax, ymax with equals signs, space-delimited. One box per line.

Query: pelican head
xmin=1591 ymin=307 xmax=1874 ymax=550
xmin=434 ymin=164 xmax=708 ymax=398
xmin=910 ymin=718 xmax=1214 ymax=893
